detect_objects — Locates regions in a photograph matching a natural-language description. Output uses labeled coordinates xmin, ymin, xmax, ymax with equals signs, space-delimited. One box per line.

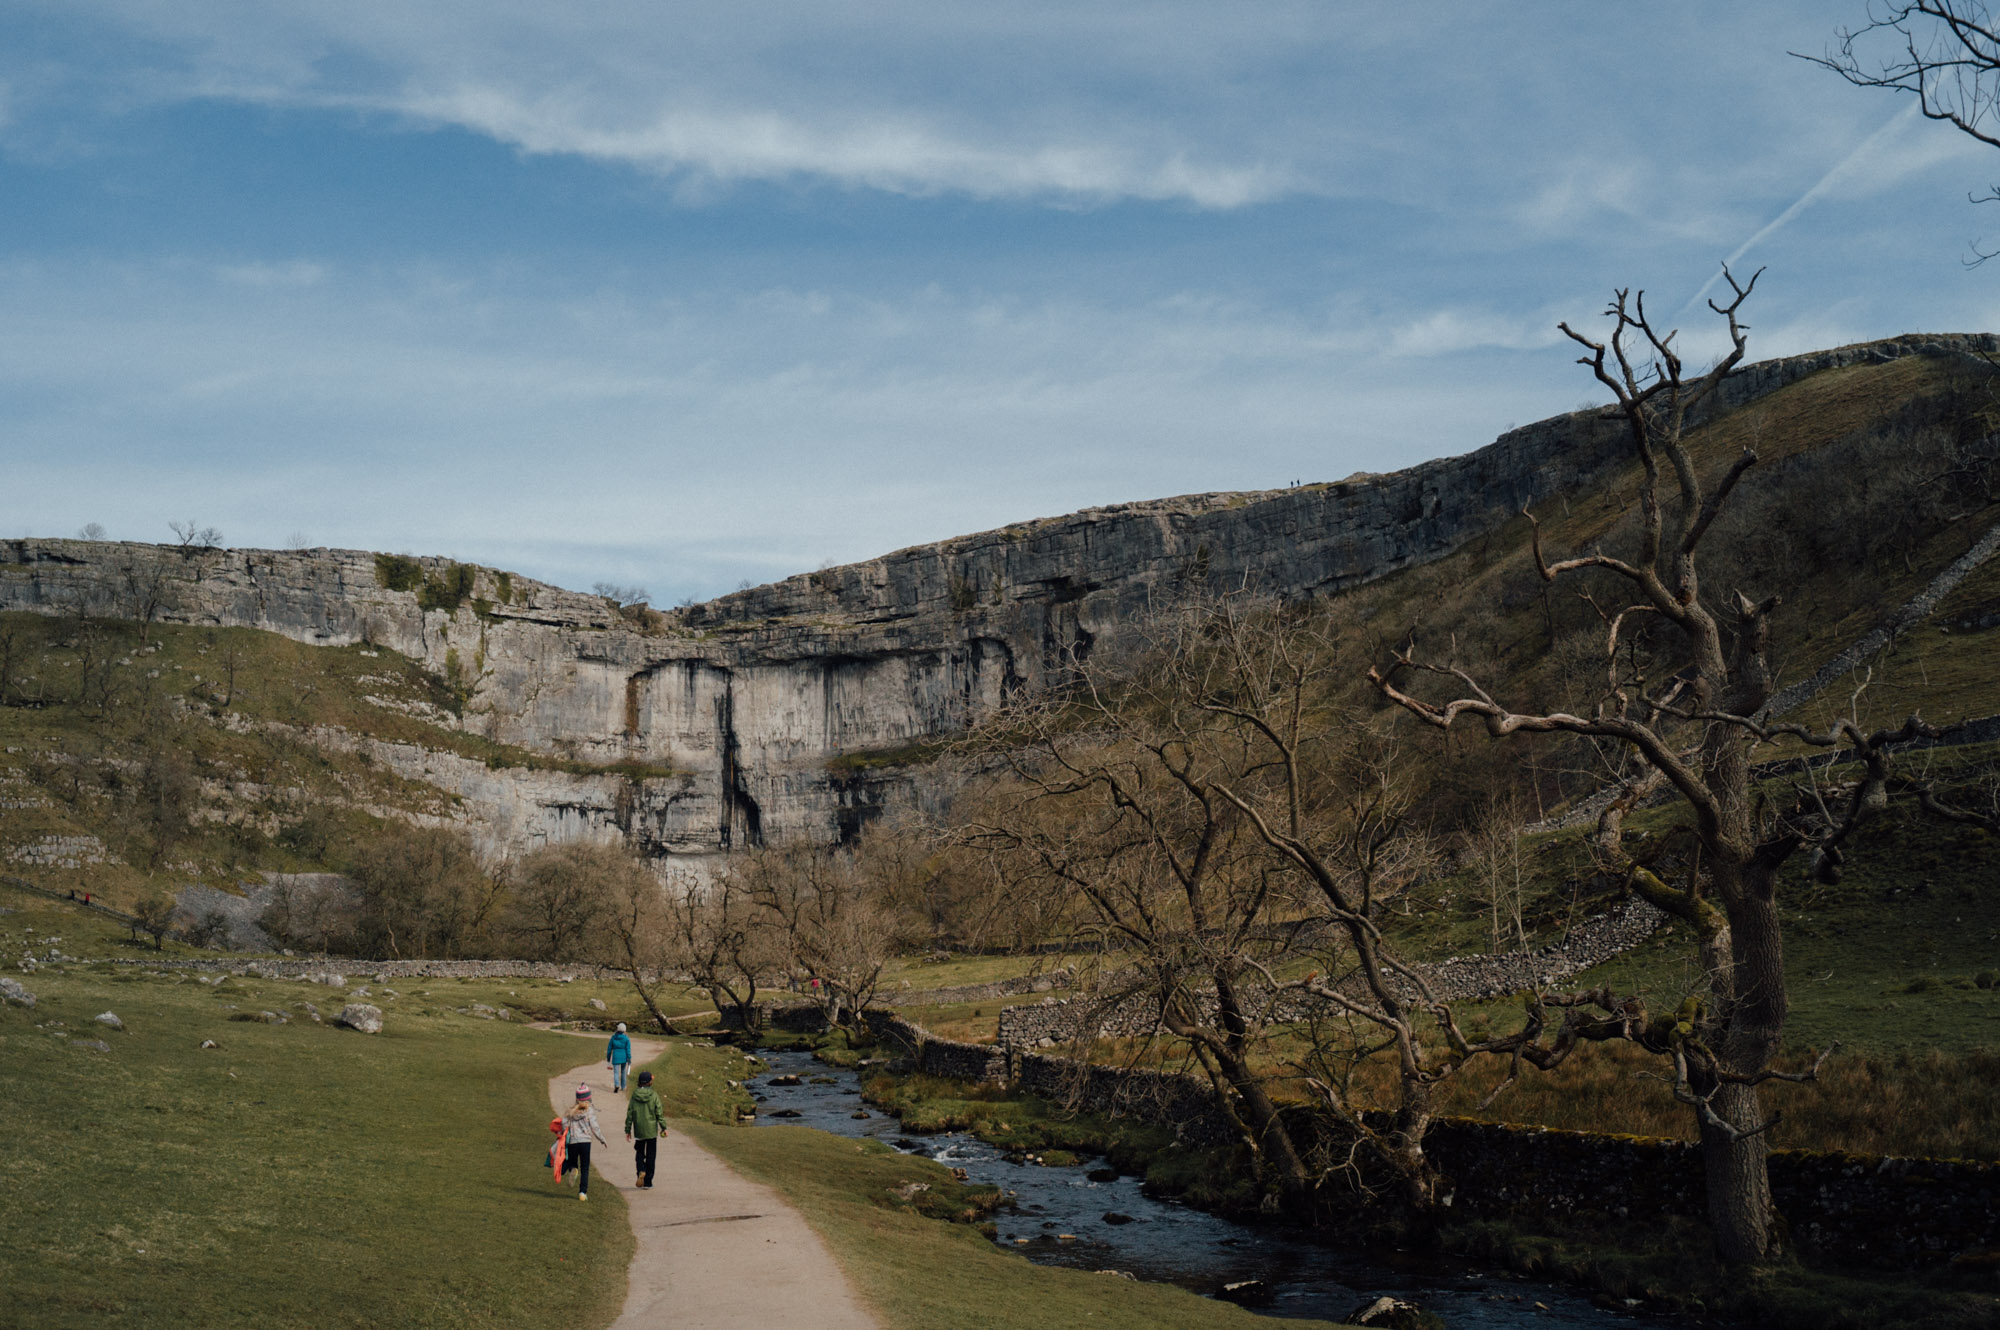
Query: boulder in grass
xmin=71 ymin=1038 xmax=111 ymax=1053
xmin=588 ymin=998 xmax=607 ymax=1011
xmin=1 ymin=977 xmax=37 ymax=1008
xmin=336 ymin=1003 xmax=384 ymax=1034
xmin=96 ymin=1011 xmax=124 ymax=1031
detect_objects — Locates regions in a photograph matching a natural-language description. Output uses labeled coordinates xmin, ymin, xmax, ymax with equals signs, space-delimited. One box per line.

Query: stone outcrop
xmin=7 ymin=334 xmax=1992 ymax=863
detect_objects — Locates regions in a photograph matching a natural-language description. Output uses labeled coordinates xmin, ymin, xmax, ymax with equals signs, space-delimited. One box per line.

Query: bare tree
xmin=1470 ymin=793 xmax=1528 ymax=953
xmin=661 ymin=865 xmax=778 ymax=1030
xmin=595 ymin=856 xmax=691 ymax=1034
xmin=1369 ymin=273 xmax=1929 ymax=1262
xmin=77 ymin=522 xmax=107 ymax=541
xmin=348 ymin=825 xmax=503 ymax=959
xmin=168 ymin=520 xmax=223 ymax=557
xmin=1806 ymin=3 xmax=2000 ymax=259
xmin=505 ymin=842 xmax=616 ymax=961
xmin=121 ymin=561 xmax=175 ymax=645
xmin=0 ymin=620 xmax=24 ymax=708
xmin=259 ymin=875 xmax=363 ymax=955
xmin=738 ymin=843 xmax=894 ymax=1030
xmin=958 ymin=598 xmax=1596 ymax=1217
xmin=592 ymin=582 xmax=651 ymax=606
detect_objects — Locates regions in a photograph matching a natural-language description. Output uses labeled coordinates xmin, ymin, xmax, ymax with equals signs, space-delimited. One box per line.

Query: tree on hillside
xmin=1369 ymin=272 xmax=1934 ymax=1262
xmin=1808 ymin=2 xmax=2000 ymax=259
xmin=131 ymin=891 xmax=177 ymax=950
xmin=956 ymin=598 xmax=1608 ymax=1217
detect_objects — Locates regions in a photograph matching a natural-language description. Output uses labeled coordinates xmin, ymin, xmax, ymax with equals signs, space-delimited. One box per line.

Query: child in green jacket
xmin=624 ymin=1069 xmax=667 ymax=1189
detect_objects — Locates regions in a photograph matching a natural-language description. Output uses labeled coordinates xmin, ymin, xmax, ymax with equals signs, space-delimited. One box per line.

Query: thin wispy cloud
xmin=390 ymin=88 xmax=1294 ymax=206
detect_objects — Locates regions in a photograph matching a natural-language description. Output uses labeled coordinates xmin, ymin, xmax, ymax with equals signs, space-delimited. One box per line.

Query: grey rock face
xmin=336 ymin=1003 xmax=384 ymax=1034
xmin=6 ymin=336 xmax=1987 ymax=864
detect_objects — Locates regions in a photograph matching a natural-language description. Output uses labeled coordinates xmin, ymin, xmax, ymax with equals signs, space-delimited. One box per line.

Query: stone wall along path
xmin=544 ymin=1034 xmax=879 ymax=1330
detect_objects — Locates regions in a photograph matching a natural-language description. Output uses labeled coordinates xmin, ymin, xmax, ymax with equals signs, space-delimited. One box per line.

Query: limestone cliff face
xmin=5 ymin=333 xmax=1990 ymax=861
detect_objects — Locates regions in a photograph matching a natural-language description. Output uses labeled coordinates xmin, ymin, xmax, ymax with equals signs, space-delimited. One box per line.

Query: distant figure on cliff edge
xmin=560 ymin=1084 xmax=608 ymax=1201
xmin=606 ymin=1022 xmax=632 ymax=1092
xmin=625 ymin=1069 xmax=666 ymax=1189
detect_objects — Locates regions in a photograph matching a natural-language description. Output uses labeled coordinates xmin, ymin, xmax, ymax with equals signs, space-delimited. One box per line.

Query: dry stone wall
xmin=1422 ymin=1119 xmax=2000 ymax=1269
xmin=101 ymin=955 xmax=611 ymax=982
xmin=997 ymin=898 xmax=1667 ymax=1048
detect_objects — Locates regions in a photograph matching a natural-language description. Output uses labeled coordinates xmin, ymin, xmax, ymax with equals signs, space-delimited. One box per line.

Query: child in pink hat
xmin=559 ymin=1084 xmax=608 ymax=1200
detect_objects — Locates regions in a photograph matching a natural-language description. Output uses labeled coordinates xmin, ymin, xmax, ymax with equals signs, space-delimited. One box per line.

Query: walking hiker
xmin=606 ymin=1022 xmax=632 ymax=1092
xmin=560 ymin=1084 xmax=608 ymax=1201
xmin=624 ymin=1069 xmax=666 ymax=1189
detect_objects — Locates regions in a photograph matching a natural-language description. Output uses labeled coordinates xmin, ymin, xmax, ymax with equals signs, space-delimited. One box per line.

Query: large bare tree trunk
xmin=1702 ymin=1079 xmax=1776 ymax=1263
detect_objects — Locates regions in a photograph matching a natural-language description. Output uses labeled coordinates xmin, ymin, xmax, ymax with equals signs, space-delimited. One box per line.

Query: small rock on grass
xmin=71 ymin=1039 xmax=110 ymax=1053
xmin=588 ymin=998 xmax=607 ymax=1011
xmin=336 ymin=1003 xmax=384 ymax=1034
xmin=0 ymin=977 xmax=36 ymax=1008
xmin=96 ymin=1011 xmax=124 ymax=1031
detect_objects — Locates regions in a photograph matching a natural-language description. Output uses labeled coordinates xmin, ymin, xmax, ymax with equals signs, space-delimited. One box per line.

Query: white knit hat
xmin=615 ymin=1022 xmax=626 ymax=1031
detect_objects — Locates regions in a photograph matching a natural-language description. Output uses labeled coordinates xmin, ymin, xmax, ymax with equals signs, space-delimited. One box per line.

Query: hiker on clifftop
xmin=561 ymin=1084 xmax=608 ymax=1201
xmin=606 ymin=1023 xmax=632 ymax=1092
xmin=625 ymin=1069 xmax=666 ymax=1189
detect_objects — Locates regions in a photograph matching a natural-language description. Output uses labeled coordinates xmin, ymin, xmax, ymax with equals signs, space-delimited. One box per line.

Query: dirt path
xmin=545 ymin=1033 xmax=879 ymax=1330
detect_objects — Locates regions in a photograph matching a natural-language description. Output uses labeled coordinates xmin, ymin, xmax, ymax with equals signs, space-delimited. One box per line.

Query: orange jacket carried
xmin=548 ymin=1117 xmax=567 ymax=1181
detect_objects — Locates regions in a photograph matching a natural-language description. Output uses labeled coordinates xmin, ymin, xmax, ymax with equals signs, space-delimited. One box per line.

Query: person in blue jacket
xmin=606 ymin=1022 xmax=633 ymax=1092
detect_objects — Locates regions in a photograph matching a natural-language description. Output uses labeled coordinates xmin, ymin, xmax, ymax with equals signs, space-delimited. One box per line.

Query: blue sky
xmin=3 ymin=2 xmax=1996 ymax=602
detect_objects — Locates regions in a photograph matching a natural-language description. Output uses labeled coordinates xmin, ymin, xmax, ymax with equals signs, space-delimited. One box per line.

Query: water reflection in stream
xmin=746 ymin=1050 xmax=1654 ymax=1328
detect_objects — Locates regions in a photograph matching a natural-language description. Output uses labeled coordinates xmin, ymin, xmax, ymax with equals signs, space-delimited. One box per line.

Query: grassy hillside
xmin=0 ymin=610 xmax=667 ymax=916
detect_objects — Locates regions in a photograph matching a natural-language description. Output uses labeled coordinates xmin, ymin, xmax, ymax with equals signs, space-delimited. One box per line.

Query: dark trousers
xmin=566 ymin=1141 xmax=593 ymax=1192
xmin=634 ymin=1135 xmax=658 ymax=1185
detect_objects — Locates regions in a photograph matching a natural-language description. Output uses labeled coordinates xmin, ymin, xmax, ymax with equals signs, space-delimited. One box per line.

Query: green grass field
xmin=0 ymin=956 xmax=633 ymax=1330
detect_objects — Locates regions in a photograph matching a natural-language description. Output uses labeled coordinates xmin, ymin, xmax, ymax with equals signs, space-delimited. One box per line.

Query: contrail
xmin=1683 ymin=101 xmax=1920 ymax=315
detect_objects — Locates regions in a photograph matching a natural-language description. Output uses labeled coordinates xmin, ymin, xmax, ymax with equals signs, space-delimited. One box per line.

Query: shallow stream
xmin=746 ymin=1049 xmax=1654 ymax=1328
